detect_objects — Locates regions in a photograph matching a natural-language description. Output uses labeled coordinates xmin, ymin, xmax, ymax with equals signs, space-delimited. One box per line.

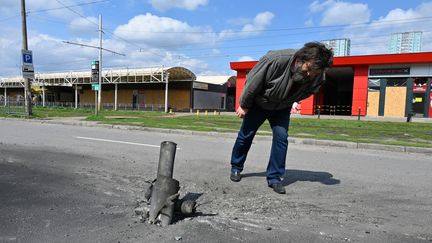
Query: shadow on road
xmin=242 ymin=169 xmax=341 ymax=186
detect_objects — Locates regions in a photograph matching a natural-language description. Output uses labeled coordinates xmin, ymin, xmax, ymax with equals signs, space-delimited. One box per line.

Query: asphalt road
xmin=0 ymin=119 xmax=431 ymax=243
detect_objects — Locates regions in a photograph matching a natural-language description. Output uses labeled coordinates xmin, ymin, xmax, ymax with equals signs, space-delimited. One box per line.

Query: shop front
xmin=230 ymin=52 xmax=432 ymax=118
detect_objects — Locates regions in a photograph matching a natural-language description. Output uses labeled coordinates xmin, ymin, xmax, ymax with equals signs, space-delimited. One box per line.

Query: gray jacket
xmin=239 ymin=49 xmax=324 ymax=111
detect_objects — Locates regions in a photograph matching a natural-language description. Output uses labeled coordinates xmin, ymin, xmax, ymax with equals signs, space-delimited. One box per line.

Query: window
xmin=368 ymin=79 xmax=381 ymax=91
xmin=386 ymin=78 xmax=408 ymax=87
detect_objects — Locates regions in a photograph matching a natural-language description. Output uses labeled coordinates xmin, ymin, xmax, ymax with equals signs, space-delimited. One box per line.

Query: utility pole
xmin=20 ymin=0 xmax=32 ymax=116
xmin=98 ymin=14 xmax=102 ymax=111
xmin=163 ymin=65 xmax=168 ymax=113
xmin=63 ymin=15 xmax=124 ymax=114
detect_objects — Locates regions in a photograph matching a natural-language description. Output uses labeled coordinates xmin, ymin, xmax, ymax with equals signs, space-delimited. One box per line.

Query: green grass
xmin=2 ymin=107 xmax=432 ymax=148
xmin=87 ymin=113 xmax=242 ymax=132
xmin=0 ymin=106 xmax=165 ymax=118
xmin=88 ymin=112 xmax=432 ymax=148
xmin=0 ymin=105 xmax=27 ymax=117
xmin=289 ymin=118 xmax=432 ymax=148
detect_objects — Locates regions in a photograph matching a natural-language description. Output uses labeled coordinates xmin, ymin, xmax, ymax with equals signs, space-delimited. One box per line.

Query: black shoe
xmin=230 ymin=171 xmax=242 ymax=182
xmin=269 ymin=183 xmax=286 ymax=194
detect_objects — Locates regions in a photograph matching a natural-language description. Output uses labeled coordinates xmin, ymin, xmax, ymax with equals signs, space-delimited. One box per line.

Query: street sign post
xmin=91 ymin=60 xmax=99 ymax=83
xmin=91 ymin=60 xmax=100 ymax=116
xmin=22 ymin=49 xmax=34 ymax=79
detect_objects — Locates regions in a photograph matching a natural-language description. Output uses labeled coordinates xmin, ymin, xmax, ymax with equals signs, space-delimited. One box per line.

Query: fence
xmin=0 ymin=98 xmax=26 ymax=116
xmin=314 ymin=105 xmax=352 ymax=116
xmin=31 ymin=102 xmax=166 ymax=112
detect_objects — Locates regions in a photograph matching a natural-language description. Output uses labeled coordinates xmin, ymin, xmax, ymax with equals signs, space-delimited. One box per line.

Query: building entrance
xmin=319 ymin=67 xmax=354 ymax=115
xmin=412 ymin=77 xmax=431 ymax=117
xmin=412 ymin=93 xmax=425 ymax=116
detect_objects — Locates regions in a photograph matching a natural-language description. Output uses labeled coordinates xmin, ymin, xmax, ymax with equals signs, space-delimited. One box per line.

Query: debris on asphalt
xmin=134 ymin=207 xmax=144 ymax=215
xmin=133 ymin=141 xmax=199 ymax=226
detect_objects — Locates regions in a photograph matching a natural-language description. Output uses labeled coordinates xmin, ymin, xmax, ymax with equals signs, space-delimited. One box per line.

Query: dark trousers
xmin=230 ymin=105 xmax=291 ymax=185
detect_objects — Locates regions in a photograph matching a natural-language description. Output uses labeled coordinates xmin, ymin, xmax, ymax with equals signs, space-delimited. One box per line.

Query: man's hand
xmin=236 ymin=106 xmax=248 ymax=118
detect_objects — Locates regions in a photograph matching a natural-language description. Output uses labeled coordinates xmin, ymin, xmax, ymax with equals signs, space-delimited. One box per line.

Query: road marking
xmin=75 ymin=136 xmax=180 ymax=149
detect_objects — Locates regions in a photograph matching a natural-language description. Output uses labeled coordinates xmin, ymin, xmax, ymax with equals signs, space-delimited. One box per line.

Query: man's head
xmin=292 ymin=42 xmax=334 ymax=83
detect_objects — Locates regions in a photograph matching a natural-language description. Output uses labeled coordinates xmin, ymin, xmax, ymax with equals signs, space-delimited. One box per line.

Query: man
xmin=230 ymin=42 xmax=333 ymax=194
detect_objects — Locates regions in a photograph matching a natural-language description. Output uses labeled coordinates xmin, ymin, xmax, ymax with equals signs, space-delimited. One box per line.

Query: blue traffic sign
xmin=23 ymin=54 xmax=32 ymax=64
xmin=22 ymin=50 xmax=33 ymax=65
xmin=21 ymin=50 xmax=34 ymax=78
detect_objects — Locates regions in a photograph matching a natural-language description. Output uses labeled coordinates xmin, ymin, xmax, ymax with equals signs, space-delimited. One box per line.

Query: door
xmin=412 ymin=93 xmax=425 ymax=117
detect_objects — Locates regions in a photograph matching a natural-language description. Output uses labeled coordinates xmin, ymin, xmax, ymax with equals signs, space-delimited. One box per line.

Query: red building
xmin=231 ymin=52 xmax=432 ymax=118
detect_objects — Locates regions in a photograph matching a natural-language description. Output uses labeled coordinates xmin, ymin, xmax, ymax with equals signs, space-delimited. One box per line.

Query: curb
xmin=2 ymin=117 xmax=432 ymax=155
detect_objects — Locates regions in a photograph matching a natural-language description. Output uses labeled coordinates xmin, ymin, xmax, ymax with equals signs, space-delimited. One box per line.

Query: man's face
xmin=292 ymin=60 xmax=322 ymax=84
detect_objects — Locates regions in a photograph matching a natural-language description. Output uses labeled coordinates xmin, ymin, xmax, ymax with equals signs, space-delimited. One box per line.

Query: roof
xmin=230 ymin=61 xmax=258 ymax=71
xmin=333 ymin=52 xmax=432 ymax=66
xmin=230 ymin=52 xmax=432 ymax=70
xmin=167 ymin=67 xmax=196 ymax=81
xmin=0 ymin=66 xmax=196 ymax=87
xmin=195 ymin=75 xmax=236 ymax=86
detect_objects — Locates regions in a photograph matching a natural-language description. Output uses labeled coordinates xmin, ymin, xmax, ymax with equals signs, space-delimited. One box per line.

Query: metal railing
xmin=0 ymin=98 xmax=26 ymax=116
xmin=315 ymin=105 xmax=352 ymax=116
xmin=31 ymin=102 xmax=166 ymax=112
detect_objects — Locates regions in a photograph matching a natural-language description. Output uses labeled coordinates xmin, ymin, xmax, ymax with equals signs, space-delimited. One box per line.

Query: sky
xmin=1 ymin=0 xmax=432 ymax=77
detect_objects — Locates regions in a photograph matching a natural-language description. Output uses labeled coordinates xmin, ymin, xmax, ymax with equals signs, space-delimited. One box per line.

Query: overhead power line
xmin=55 ymin=0 xmax=99 ymax=28
xmin=28 ymin=0 xmax=109 ymax=14
xmin=10 ymin=1 xmax=432 ymax=68
xmin=179 ymin=34 xmax=432 ymax=59
xmin=156 ymin=31 xmax=432 ymax=54
xmin=63 ymin=41 xmax=125 ymax=56
xmin=103 ymin=15 xmax=432 ymax=34
xmin=102 ymin=30 xmax=166 ymax=57
xmin=21 ymin=6 xmax=432 ymax=58
xmin=51 ymin=0 xmax=164 ymax=58
xmin=0 ymin=0 xmax=108 ymax=22
xmin=35 ymin=58 xmax=94 ymax=67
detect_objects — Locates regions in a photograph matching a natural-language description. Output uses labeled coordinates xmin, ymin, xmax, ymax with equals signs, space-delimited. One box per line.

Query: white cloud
xmin=341 ymin=2 xmax=432 ymax=55
xmin=170 ymin=54 xmax=208 ymax=70
xmin=309 ymin=0 xmax=325 ymax=13
xmin=149 ymin=0 xmax=209 ymax=11
xmin=309 ymin=0 xmax=370 ymax=26
xmin=114 ymin=13 xmax=217 ymax=49
xmin=69 ymin=17 xmax=99 ymax=36
xmin=1 ymin=0 xmax=72 ymax=18
xmin=0 ymin=10 xmax=222 ymax=76
xmin=196 ymin=70 xmax=230 ymax=76
xmin=304 ymin=18 xmax=314 ymax=27
xmin=28 ymin=0 xmax=83 ymax=20
xmin=219 ymin=11 xmax=274 ymax=39
xmin=226 ymin=17 xmax=251 ymax=27
xmin=31 ymin=35 xmax=98 ymax=72
xmin=242 ymin=12 xmax=274 ymax=32
xmin=237 ymin=56 xmax=254 ymax=62
xmin=1 ymin=8 xmax=275 ymax=77
xmin=0 ymin=29 xmax=208 ymax=75
xmin=0 ymin=36 xmax=21 ymax=76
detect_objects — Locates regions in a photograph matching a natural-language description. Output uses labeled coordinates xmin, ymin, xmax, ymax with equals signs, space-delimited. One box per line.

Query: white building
xmin=388 ymin=31 xmax=422 ymax=54
xmin=321 ymin=38 xmax=351 ymax=56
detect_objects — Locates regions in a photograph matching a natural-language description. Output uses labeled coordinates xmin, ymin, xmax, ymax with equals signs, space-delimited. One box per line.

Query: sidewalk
xmin=5 ymin=116 xmax=431 ymax=155
xmin=218 ymin=111 xmax=432 ymax=123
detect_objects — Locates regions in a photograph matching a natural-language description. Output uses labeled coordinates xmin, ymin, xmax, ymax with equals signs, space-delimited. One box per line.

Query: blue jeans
xmin=230 ymin=105 xmax=291 ymax=185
